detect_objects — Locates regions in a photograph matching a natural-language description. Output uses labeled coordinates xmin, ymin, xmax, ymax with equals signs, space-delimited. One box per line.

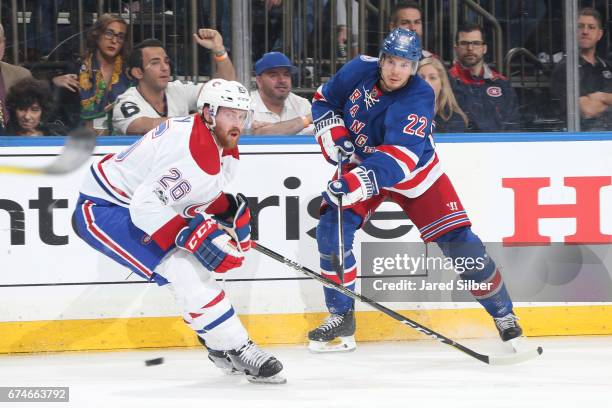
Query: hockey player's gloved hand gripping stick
xmin=215 ymin=193 xmax=252 ymax=252
xmin=323 ymin=166 xmax=379 ymax=208
xmin=176 ymin=214 xmax=244 ymax=273
xmin=252 ymin=242 xmax=544 ymax=366
xmin=334 ymin=149 xmax=346 ymax=279
xmin=314 ymin=114 xmax=355 ymax=165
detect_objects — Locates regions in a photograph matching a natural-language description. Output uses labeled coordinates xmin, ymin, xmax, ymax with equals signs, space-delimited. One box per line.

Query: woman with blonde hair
xmin=418 ymin=57 xmax=470 ymax=132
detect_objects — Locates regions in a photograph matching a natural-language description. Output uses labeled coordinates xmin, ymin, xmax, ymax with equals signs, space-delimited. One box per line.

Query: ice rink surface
xmin=0 ymin=336 xmax=610 ymax=408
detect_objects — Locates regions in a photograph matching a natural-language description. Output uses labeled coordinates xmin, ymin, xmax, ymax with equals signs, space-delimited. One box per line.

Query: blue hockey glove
xmin=322 ymin=166 xmax=379 ymax=208
xmin=175 ymin=214 xmax=244 ymax=273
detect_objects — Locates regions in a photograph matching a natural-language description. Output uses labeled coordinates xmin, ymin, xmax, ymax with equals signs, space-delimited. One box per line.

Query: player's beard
xmin=214 ymin=124 xmax=242 ymax=149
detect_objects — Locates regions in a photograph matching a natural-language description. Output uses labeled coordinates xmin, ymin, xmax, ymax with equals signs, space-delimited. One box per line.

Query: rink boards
xmin=0 ymin=134 xmax=611 ymax=352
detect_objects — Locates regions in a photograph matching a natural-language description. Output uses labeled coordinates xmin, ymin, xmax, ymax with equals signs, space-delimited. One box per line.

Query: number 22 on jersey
xmin=403 ymin=114 xmax=428 ymax=137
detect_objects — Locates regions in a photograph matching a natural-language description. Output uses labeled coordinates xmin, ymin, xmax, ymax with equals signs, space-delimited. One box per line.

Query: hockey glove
xmin=175 ymin=214 xmax=244 ymax=273
xmin=323 ymin=166 xmax=379 ymax=208
xmin=314 ymin=115 xmax=355 ymax=165
xmin=215 ymin=193 xmax=251 ymax=252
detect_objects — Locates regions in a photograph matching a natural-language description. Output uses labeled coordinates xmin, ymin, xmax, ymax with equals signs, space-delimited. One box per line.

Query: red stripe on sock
xmin=470 ymin=269 xmax=502 ymax=298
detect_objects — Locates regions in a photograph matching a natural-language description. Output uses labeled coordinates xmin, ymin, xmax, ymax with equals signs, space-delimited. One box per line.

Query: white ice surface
xmin=0 ymin=336 xmax=610 ymax=408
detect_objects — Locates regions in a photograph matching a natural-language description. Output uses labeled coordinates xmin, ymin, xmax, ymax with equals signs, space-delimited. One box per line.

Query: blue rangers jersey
xmin=313 ymin=55 xmax=442 ymax=198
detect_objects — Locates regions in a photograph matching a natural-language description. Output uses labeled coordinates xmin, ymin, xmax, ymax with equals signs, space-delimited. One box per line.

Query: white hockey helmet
xmin=197 ymin=78 xmax=252 ymax=121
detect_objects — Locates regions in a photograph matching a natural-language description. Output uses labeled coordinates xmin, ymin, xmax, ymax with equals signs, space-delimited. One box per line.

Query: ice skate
xmin=207 ymin=349 xmax=242 ymax=375
xmin=197 ymin=336 xmax=241 ymax=375
xmin=227 ymin=340 xmax=286 ymax=384
xmin=308 ymin=309 xmax=356 ymax=353
xmin=494 ymin=313 xmax=525 ymax=352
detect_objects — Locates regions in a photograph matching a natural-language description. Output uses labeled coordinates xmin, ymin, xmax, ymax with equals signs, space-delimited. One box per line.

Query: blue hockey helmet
xmin=380 ymin=28 xmax=422 ymax=62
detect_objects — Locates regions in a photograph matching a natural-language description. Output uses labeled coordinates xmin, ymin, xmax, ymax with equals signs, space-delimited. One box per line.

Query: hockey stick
xmin=332 ymin=149 xmax=345 ymax=280
xmin=252 ymin=242 xmax=543 ymax=366
xmin=0 ymin=127 xmax=97 ymax=175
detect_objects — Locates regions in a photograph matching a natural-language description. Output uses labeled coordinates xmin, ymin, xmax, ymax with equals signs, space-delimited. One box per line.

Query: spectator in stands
xmin=389 ymin=1 xmax=437 ymax=59
xmin=550 ymin=7 xmax=612 ymax=131
xmin=113 ymin=29 xmax=236 ymax=135
xmin=5 ymin=78 xmax=65 ymax=136
xmin=0 ymin=23 xmax=32 ymax=133
xmin=77 ymin=14 xmax=133 ymax=135
xmin=336 ymin=0 xmax=358 ymax=59
xmin=249 ymin=52 xmax=314 ymax=135
xmin=418 ymin=57 xmax=469 ymax=132
xmin=49 ymin=14 xmax=132 ymax=134
xmin=449 ymin=23 xmax=520 ymax=132
xmin=249 ymin=0 xmax=285 ymax=61
xmin=252 ymin=0 xmax=357 ymax=61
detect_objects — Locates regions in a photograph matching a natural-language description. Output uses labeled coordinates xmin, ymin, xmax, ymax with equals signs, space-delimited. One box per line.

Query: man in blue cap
xmin=249 ymin=52 xmax=314 ymax=135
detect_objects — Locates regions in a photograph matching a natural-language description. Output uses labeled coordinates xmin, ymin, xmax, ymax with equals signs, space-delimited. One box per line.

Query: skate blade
xmin=504 ymin=336 xmax=528 ymax=353
xmin=221 ymin=368 xmax=242 ymax=376
xmin=246 ymin=374 xmax=287 ymax=384
xmin=308 ymin=336 xmax=356 ymax=353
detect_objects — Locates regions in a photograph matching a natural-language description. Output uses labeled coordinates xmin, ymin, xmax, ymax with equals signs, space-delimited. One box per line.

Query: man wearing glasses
xmin=448 ymin=23 xmax=520 ymax=132
xmin=113 ymin=29 xmax=236 ymax=135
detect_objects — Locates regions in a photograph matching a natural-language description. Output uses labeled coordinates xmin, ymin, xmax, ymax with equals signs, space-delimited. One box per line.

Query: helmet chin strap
xmin=200 ymin=110 xmax=223 ymax=149
xmin=201 ymin=105 xmax=217 ymax=131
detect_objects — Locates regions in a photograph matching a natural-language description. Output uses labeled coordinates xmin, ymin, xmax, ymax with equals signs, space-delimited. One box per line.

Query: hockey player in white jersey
xmin=73 ymin=78 xmax=285 ymax=384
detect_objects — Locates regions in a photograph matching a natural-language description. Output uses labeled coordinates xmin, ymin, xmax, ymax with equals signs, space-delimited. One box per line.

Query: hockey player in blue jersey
xmin=308 ymin=28 xmax=523 ymax=352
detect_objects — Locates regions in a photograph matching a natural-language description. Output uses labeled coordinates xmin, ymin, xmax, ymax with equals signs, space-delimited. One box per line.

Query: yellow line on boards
xmin=1 ymin=305 xmax=611 ymax=354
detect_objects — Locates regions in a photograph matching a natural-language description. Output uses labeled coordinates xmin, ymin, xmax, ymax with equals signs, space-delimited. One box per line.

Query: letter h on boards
xmin=503 ymin=176 xmax=612 ymax=244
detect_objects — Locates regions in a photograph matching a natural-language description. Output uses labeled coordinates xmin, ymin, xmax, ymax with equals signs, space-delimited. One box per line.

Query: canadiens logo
xmin=141 ymin=234 xmax=152 ymax=245
xmin=183 ymin=203 xmax=207 ymax=217
xmin=487 ymin=86 xmax=502 ymax=97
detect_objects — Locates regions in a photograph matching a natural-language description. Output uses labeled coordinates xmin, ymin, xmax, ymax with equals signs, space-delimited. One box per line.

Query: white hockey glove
xmin=322 ymin=166 xmax=379 ymax=208
xmin=314 ymin=115 xmax=355 ymax=165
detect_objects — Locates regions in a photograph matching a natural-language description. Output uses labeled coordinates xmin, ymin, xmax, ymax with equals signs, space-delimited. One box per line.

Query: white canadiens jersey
xmin=112 ymin=81 xmax=203 ymax=134
xmin=80 ymin=115 xmax=239 ymax=242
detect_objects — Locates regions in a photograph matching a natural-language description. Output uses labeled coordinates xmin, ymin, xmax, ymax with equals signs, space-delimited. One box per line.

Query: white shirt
xmin=250 ymin=90 xmax=314 ymax=135
xmin=80 ymin=115 xmax=239 ymax=248
xmin=112 ymin=80 xmax=203 ymax=135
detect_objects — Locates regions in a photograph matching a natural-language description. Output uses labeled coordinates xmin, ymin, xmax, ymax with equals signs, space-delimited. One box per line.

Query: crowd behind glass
xmin=0 ymin=0 xmax=610 ymax=137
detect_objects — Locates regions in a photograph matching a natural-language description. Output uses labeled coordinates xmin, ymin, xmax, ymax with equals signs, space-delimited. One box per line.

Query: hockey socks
xmin=436 ymin=227 xmax=514 ymax=318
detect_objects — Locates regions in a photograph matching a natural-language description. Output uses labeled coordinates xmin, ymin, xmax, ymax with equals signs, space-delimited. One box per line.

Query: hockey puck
xmin=145 ymin=357 xmax=164 ymax=366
